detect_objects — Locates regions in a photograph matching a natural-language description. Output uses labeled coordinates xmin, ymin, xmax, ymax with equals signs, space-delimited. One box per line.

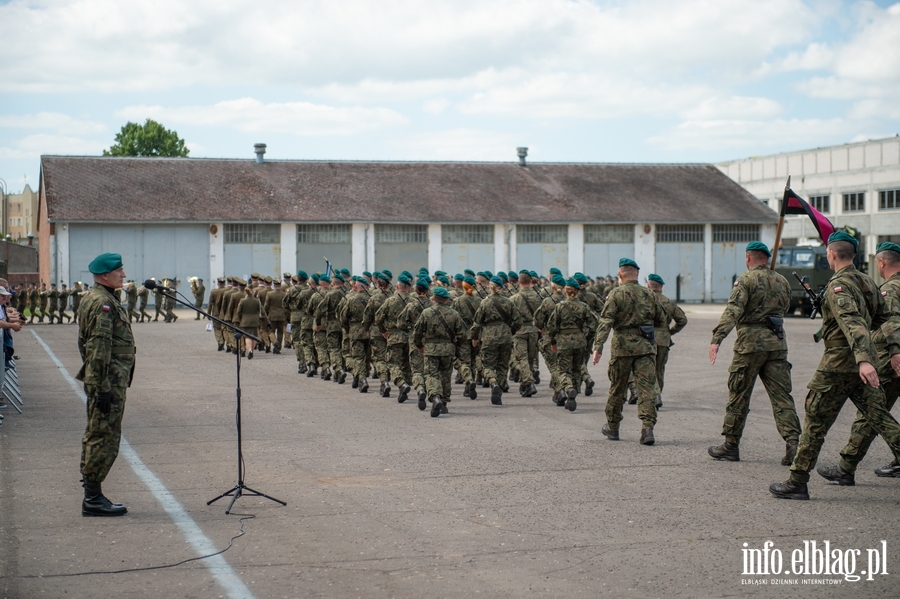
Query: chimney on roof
xmin=254 ymin=143 xmax=267 ymax=164
xmin=516 ymin=147 xmax=528 ymax=166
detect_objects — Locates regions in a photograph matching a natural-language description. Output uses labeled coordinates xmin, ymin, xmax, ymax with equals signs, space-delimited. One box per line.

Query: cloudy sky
xmin=1 ymin=0 xmax=899 ymax=193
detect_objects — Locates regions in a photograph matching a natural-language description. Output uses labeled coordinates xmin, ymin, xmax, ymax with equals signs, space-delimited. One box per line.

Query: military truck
xmin=775 ymin=245 xmax=829 ymax=317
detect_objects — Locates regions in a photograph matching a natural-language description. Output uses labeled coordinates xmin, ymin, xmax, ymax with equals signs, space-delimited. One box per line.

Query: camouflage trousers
xmin=369 ymin=336 xmax=390 ymax=381
xmin=81 ymin=387 xmax=126 ymax=483
xmin=139 ymin=303 xmax=151 ymax=323
xmin=349 ymin=338 xmax=370 ymax=380
xmin=556 ymin=347 xmax=586 ymax=393
xmin=409 ymin=343 xmax=425 ymax=391
xmin=290 ymin=321 xmax=304 ymax=361
xmin=314 ymin=330 xmax=329 ymax=367
xmin=154 ymin=302 xmax=164 ymax=321
xmin=539 ymin=337 xmax=560 ymax=392
xmin=456 ymin=339 xmax=478 ymax=382
xmin=327 ymin=330 xmax=345 ymax=372
xmin=341 ymin=335 xmax=352 ymax=372
xmin=47 ymin=307 xmax=57 ymax=323
xmin=386 ymin=342 xmax=411 ymax=388
xmin=839 ymin=376 xmax=900 ymax=474
xmin=28 ymin=304 xmax=38 ymax=323
xmin=791 ymin=371 xmax=900 ymax=484
xmin=606 ymin=354 xmax=659 ymax=430
xmin=481 ymin=341 xmax=512 ymax=388
xmin=425 ymin=355 xmax=454 ymax=402
xmin=513 ymin=332 xmax=539 ymax=385
xmin=655 ymin=345 xmax=670 ymax=394
xmin=722 ymin=350 xmax=800 ymax=444
xmin=59 ymin=308 xmax=72 ymax=323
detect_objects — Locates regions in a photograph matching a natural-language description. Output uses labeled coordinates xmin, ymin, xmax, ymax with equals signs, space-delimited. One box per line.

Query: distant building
xmin=39 ymin=148 xmax=777 ymax=302
xmin=717 ymin=136 xmax=900 ymax=257
xmin=3 ymin=184 xmax=39 ymax=243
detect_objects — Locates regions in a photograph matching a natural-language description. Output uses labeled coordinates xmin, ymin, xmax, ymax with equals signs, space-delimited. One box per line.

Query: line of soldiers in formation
xmin=204 ymin=263 xmax=687 ymax=443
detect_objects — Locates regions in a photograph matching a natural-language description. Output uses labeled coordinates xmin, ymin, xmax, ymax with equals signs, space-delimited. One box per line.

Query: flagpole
xmin=770 ymin=175 xmax=790 ymax=270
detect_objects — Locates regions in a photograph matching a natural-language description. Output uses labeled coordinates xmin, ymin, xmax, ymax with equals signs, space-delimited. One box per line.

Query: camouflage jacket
xmin=576 ymin=288 xmax=604 ymax=315
xmin=593 ymin=280 xmax=664 ymax=357
xmin=471 ymin=293 xmax=521 ymax=344
xmin=340 ymin=291 xmax=370 ymax=340
xmin=815 ymin=265 xmax=900 ymax=374
xmin=125 ymin=285 xmax=138 ymax=306
xmin=547 ymin=298 xmax=598 ymax=350
xmin=451 ymin=292 xmax=482 ymax=340
xmin=533 ymin=290 xmax=565 ymax=331
xmin=398 ymin=294 xmax=431 ymax=346
xmin=710 ymin=265 xmax=790 ymax=353
xmin=315 ymin=287 xmax=346 ymax=332
xmin=413 ymin=302 xmax=466 ymax=357
xmin=655 ymin=291 xmax=688 ymax=347
xmin=510 ymin=288 xmax=542 ymax=335
xmin=306 ymin=289 xmax=327 ymax=328
xmin=136 ymin=286 xmax=149 ymax=307
xmin=363 ymin=288 xmax=390 ymax=339
xmin=76 ymin=284 xmax=135 ymax=393
xmin=875 ymin=272 xmax=900 ymax=378
xmin=375 ymin=291 xmax=411 ymax=345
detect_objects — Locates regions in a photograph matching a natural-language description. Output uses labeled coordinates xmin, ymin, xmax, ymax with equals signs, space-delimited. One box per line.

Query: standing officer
xmin=708 ymin=242 xmax=801 ymax=464
xmin=413 ymin=286 xmax=466 ymax=417
xmin=76 ymin=253 xmax=135 ymax=517
xmin=823 ymin=241 xmax=900 ymax=482
xmin=770 ymin=233 xmax=900 ymax=499
xmin=647 ymin=274 xmax=687 ymax=408
xmin=592 ymin=258 xmax=665 ymax=445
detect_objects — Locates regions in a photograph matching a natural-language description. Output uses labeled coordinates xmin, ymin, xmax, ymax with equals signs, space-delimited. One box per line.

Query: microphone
xmin=143 ymin=279 xmax=172 ymax=294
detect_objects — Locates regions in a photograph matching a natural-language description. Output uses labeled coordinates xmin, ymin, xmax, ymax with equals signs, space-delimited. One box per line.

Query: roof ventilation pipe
xmin=516 ymin=147 xmax=528 ymax=166
xmin=254 ymin=143 xmax=267 ymax=164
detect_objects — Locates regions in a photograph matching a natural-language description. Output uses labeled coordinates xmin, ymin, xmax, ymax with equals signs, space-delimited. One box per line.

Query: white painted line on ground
xmin=31 ymin=329 xmax=256 ymax=599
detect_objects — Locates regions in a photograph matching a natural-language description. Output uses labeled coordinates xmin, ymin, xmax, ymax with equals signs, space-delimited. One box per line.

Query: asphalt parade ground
xmin=1 ymin=307 xmax=898 ymax=598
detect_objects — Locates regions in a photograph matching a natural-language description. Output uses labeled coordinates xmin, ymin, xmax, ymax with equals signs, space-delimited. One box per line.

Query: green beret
xmin=483 ymin=270 xmax=493 ymax=278
xmin=310 ymin=273 xmax=319 ymax=283
xmin=362 ymin=271 xmax=372 ymax=278
xmin=549 ymin=268 xmax=562 ymax=275
xmin=432 ymin=287 xmax=450 ymax=299
xmin=454 ymin=273 xmax=464 ymax=281
xmin=490 ymin=275 xmax=504 ymax=286
xmin=418 ymin=268 xmax=429 ymax=275
xmin=877 ymin=241 xmax=900 ymax=255
xmin=357 ymin=277 xmax=370 ymax=286
xmin=618 ymin=258 xmax=639 ymax=270
xmin=438 ymin=274 xmax=450 ymax=285
xmin=435 ymin=270 xmax=446 ymax=277
xmin=297 ymin=270 xmax=308 ymax=280
xmin=508 ymin=271 xmax=519 ymax=280
xmin=88 ymin=253 xmax=123 ymax=275
xmin=565 ymin=277 xmax=581 ymax=289
xmin=398 ymin=274 xmax=412 ymax=285
xmin=415 ymin=277 xmax=430 ymax=289
xmin=648 ymin=274 xmax=665 ymax=285
xmin=340 ymin=268 xmax=350 ymax=276
xmin=745 ymin=241 xmax=771 ymax=257
xmin=319 ymin=275 xmax=331 ymax=283
xmin=376 ymin=271 xmax=390 ymax=282
xmin=828 ymin=231 xmax=858 ymax=251
xmin=519 ymin=269 xmax=530 ymax=276
xmin=573 ymin=272 xmax=588 ymax=284
xmin=464 ymin=269 xmax=476 ymax=276
xmin=463 ymin=275 xmax=476 ymax=286
xmin=332 ymin=273 xmax=345 ymax=282
xmin=381 ymin=269 xmax=393 ymax=279
xmin=551 ymin=274 xmax=566 ymax=286
xmin=529 ymin=270 xmax=539 ymax=278
xmin=497 ymin=271 xmax=508 ymax=281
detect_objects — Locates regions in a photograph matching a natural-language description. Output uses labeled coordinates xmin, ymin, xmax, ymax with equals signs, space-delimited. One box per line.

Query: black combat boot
xmin=338 ymin=370 xmax=347 ymax=384
xmin=601 ymin=423 xmax=619 ymax=441
xmin=584 ymin=378 xmax=594 ymax=396
xmin=874 ymin=460 xmax=900 ymax=477
xmin=397 ymin=383 xmax=410 ymax=404
xmin=816 ymin=464 xmax=855 ymax=486
xmin=382 ymin=381 xmax=391 ymax=397
xmin=769 ymin=479 xmax=809 ymax=500
xmin=781 ymin=439 xmax=798 ymax=466
xmin=522 ymin=382 xmax=537 ymax=397
xmin=467 ymin=381 xmax=477 ymax=400
xmin=82 ymin=481 xmax=127 ymax=517
xmin=298 ymin=363 xmax=307 ymax=374
xmin=640 ymin=427 xmax=655 ymax=445
xmin=565 ymin=388 xmax=577 ymax=411
xmin=708 ymin=442 xmax=740 ymax=461
xmin=417 ymin=389 xmax=427 ymax=410
xmin=217 ymin=344 xmax=224 ymax=352
xmin=490 ymin=384 xmax=503 ymax=406
xmin=431 ymin=396 xmax=444 ymax=418
xmin=307 ymin=364 xmax=318 ymax=377
xmin=655 ymin=395 xmax=662 ymax=409
xmin=359 ymin=378 xmax=369 ymax=393
xmin=351 ymin=375 xmax=359 ymax=389
xmin=533 ymin=369 xmax=541 ymax=385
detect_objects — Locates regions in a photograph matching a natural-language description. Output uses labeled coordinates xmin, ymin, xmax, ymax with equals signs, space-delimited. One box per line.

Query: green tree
xmin=103 ymin=119 xmax=190 ymax=157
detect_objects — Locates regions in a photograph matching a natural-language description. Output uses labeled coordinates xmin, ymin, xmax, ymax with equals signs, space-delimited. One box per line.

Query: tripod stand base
xmin=207 ymin=483 xmax=286 ymax=514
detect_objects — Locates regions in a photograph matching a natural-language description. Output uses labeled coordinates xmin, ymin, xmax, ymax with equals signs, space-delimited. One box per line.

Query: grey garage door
xmin=374 ymin=224 xmax=428 ymax=276
xmin=68 ymin=224 xmax=209 ymax=304
xmin=655 ymin=225 xmax=704 ymax=302
xmin=224 ymin=224 xmax=281 ymax=280
xmin=297 ymin=224 xmax=352 ymax=275
xmin=516 ymin=225 xmax=568 ymax=277
xmin=584 ymin=225 xmax=634 ymax=278
xmin=441 ymin=225 xmax=494 ymax=274
xmin=711 ymin=225 xmax=759 ymax=302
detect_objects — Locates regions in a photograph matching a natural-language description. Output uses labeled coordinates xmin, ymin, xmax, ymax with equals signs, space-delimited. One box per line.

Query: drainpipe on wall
xmin=364 ymin=224 xmax=369 ymax=272
xmin=505 ymin=225 xmax=513 ymax=272
xmin=49 ymin=230 xmax=57 ymax=285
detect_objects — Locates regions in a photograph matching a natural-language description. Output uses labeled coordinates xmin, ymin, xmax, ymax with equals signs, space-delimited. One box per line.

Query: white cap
xmin=0 ymin=286 xmax=11 ymax=296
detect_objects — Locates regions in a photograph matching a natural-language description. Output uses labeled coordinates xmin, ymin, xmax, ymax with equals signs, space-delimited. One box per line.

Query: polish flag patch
xmin=102 ymin=304 xmax=111 ymax=311
xmin=833 ymin=286 xmax=843 ymax=293
xmin=733 ymin=281 xmax=739 ymax=287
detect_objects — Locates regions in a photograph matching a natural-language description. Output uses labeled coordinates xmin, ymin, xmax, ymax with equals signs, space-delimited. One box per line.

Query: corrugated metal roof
xmin=41 ymin=155 xmax=777 ymax=224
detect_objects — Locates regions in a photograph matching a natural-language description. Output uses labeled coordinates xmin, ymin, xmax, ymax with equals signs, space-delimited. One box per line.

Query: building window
xmin=712 ymin=224 xmax=760 ymax=243
xmin=842 ymin=192 xmax=865 ymax=212
xmin=809 ymin=195 xmax=830 ymax=213
xmin=376 ymin=224 xmax=427 ymax=243
xmin=224 ymin=223 xmax=280 ymax=244
xmin=442 ymin=225 xmax=493 ymax=244
xmin=517 ymin=225 xmax=568 ymax=244
xmin=584 ymin=225 xmax=634 ymax=244
xmin=656 ymin=225 xmax=704 ymax=243
xmin=297 ymin=224 xmax=350 ymax=244
xmin=880 ymin=189 xmax=900 ymax=211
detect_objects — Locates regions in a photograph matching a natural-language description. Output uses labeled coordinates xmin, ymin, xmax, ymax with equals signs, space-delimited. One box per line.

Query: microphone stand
xmin=153 ymin=285 xmax=286 ymax=514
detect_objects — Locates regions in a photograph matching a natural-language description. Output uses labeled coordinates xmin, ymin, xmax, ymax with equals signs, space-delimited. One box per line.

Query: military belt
xmin=424 ymin=337 xmax=452 ymax=344
xmin=482 ymin=320 xmax=504 ymax=326
xmin=616 ymin=327 xmax=644 ymax=335
xmin=559 ymin=327 xmax=581 ymax=334
xmin=111 ymin=346 xmax=137 ymax=355
xmin=823 ymin=338 xmax=849 ymax=348
xmin=737 ymin=322 xmax=767 ymax=328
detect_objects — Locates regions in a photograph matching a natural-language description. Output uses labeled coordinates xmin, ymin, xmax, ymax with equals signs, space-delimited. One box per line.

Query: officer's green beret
xmin=340 ymin=268 xmax=350 ymax=276
xmin=362 ymin=271 xmax=372 ymax=278
xmin=416 ymin=277 xmax=430 ymax=289
xmin=552 ymin=274 xmax=566 ymax=286
xmin=508 ymin=271 xmax=519 ymax=280
xmin=476 ymin=271 xmax=485 ymax=278
xmin=519 ymin=269 xmax=530 ymax=276
xmin=876 ymin=241 xmax=900 ymax=255
xmin=357 ymin=277 xmax=370 ymax=286
xmin=310 ymin=273 xmax=319 ymax=283
xmin=432 ymin=287 xmax=450 ymax=299
xmin=464 ymin=269 xmax=476 ymax=276
xmin=332 ymin=273 xmax=345 ymax=282
xmin=497 ymin=271 xmax=508 ymax=281
xmin=418 ymin=267 xmax=429 ymax=275
xmin=438 ymin=274 xmax=450 ymax=285
xmin=745 ymin=241 xmax=771 ymax=257
xmin=382 ymin=269 xmax=393 ymax=279
xmin=88 ymin=253 xmax=123 ymax=275
xmin=573 ymin=272 xmax=588 ymax=284
xmin=463 ymin=275 xmax=476 ymax=286
xmin=398 ymin=274 xmax=412 ymax=285
xmin=648 ymin=273 xmax=665 ymax=285
xmin=454 ymin=273 xmax=464 ymax=281
xmin=490 ymin=275 xmax=504 ymax=286
xmin=619 ymin=258 xmax=640 ymax=270
xmin=376 ymin=271 xmax=390 ymax=282
xmin=828 ymin=231 xmax=858 ymax=251
xmin=483 ymin=270 xmax=493 ymax=278
xmin=319 ymin=274 xmax=331 ymax=283
xmin=297 ymin=270 xmax=308 ymax=280
xmin=549 ymin=268 xmax=562 ymax=276
xmin=529 ymin=270 xmax=539 ymax=279
xmin=435 ymin=270 xmax=446 ymax=277
xmin=565 ymin=277 xmax=581 ymax=289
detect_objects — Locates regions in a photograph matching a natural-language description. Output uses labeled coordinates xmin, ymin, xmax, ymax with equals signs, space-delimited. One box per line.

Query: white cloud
xmin=0 ymin=112 xmax=106 ymax=135
xmin=116 ymin=98 xmax=408 ymax=135
xmin=0 ymin=133 xmax=106 ymax=159
xmin=679 ymin=96 xmax=782 ymax=120
xmin=647 ymin=117 xmax=853 ymax=152
xmin=390 ymin=128 xmax=522 ymax=161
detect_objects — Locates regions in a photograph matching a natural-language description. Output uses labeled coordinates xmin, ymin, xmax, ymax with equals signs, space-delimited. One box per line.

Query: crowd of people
xmin=0 ymin=277 xmax=26 ymax=427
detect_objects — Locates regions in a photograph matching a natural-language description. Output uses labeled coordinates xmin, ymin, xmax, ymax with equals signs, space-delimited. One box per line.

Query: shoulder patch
xmin=101 ymin=304 xmax=111 ymax=311
xmin=833 ymin=286 xmax=842 ymax=293
xmin=733 ymin=281 xmax=739 ymax=287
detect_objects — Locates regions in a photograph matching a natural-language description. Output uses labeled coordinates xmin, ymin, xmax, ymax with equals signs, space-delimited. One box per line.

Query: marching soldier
xmin=237 ymin=284 xmax=262 ymax=359
xmin=47 ymin=283 xmax=59 ymax=323
xmin=398 ymin=278 xmax=432 ymax=409
xmin=376 ymin=274 xmax=414 ymax=403
xmin=646 ymin=274 xmax=687 ymax=408
xmin=316 ymin=273 xmax=348 ymax=384
xmin=209 ymin=277 xmax=227 ymax=350
xmin=153 ymin=280 xmax=165 ymax=322
xmin=192 ymin=278 xmax=206 ymax=320
xmin=265 ymin=280 xmax=288 ymax=354
xmin=413 ymin=286 xmax=466 ymax=417
xmin=256 ymin=276 xmax=273 ymax=352
xmin=28 ymin=282 xmax=39 ymax=323
xmin=534 ymin=274 xmax=567 ymax=401
xmin=135 ymin=281 xmax=150 ymax=323
xmin=451 ymin=275 xmax=482 ymax=399
xmin=124 ymin=281 xmax=139 ymax=323
xmin=71 ymin=282 xmax=84 ymax=323
xmin=471 ymin=275 xmax=521 ymax=406
xmin=547 ymin=278 xmax=598 ymax=411
xmin=341 ymin=277 xmax=371 ymax=392
xmin=510 ymin=271 xmax=541 ymax=397
xmin=164 ymin=279 xmax=178 ymax=322
xmin=363 ymin=272 xmax=392 ymax=396
xmin=58 ymin=283 xmax=73 ymax=323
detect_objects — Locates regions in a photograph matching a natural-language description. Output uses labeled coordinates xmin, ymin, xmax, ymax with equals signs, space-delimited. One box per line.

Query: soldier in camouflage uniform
xmin=574 ymin=272 xmax=603 ymax=396
xmin=592 ymin=258 xmax=666 ymax=445
xmin=192 ymin=278 xmax=206 ymax=320
xmin=708 ymin=242 xmax=801 ymax=464
xmin=452 ymin=275 xmax=482 ymax=400
xmin=76 ymin=253 xmax=135 ymax=517
xmin=510 ymin=271 xmax=542 ymax=397
xmin=364 ymin=272 xmax=393 ymax=396
xmin=310 ymin=276 xmax=332 ymax=379
xmin=547 ymin=278 xmax=598 ymax=412
xmin=284 ymin=271 xmax=313 ymax=373
xmin=826 ymin=241 xmax=900 ymax=482
xmin=413 ymin=287 xmax=467 ymax=417
xmin=27 ymin=282 xmax=39 ymax=323
xmin=136 ymin=281 xmax=150 ymax=323
xmin=124 ymin=280 xmax=138 ymax=323
xmin=153 ymin=281 xmax=165 ymax=322
xmin=647 ymin=274 xmax=687 ymax=407
xmin=770 ymin=232 xmax=900 ymax=500
xmin=317 ymin=273 xmax=348 ymax=383
xmin=47 ymin=283 xmax=59 ymax=323
xmin=399 ymin=278 xmax=432 ymax=409
xmin=471 ymin=275 xmax=522 ymax=406
xmin=534 ymin=275 xmax=567 ymax=399
xmin=376 ymin=274 xmax=414 ymax=403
